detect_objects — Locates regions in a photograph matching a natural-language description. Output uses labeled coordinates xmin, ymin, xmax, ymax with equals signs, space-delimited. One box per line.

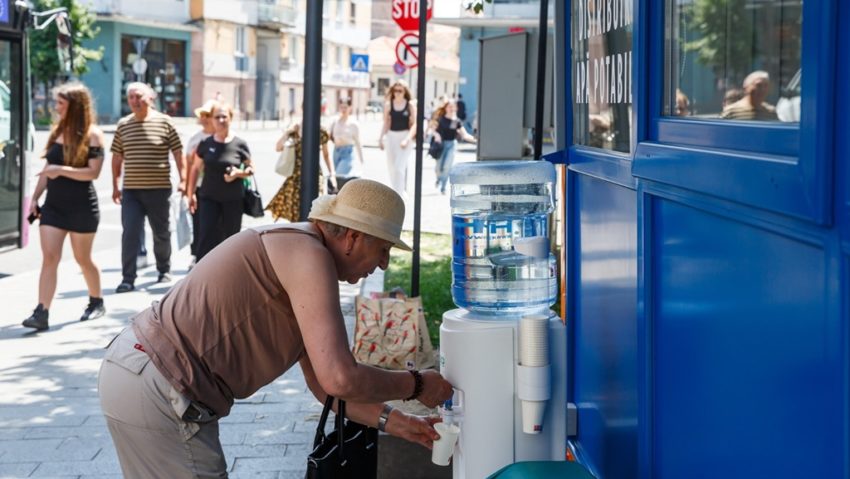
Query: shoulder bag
xmin=243 ymin=173 xmax=264 ymax=218
xmin=306 ymin=395 xmax=378 ymax=479
xmin=275 ymin=137 xmax=296 ymax=177
xmin=428 ymin=136 xmax=444 ymax=160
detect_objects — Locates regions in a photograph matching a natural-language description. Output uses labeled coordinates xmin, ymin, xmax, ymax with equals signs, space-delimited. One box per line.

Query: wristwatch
xmin=378 ymin=404 xmax=394 ymax=432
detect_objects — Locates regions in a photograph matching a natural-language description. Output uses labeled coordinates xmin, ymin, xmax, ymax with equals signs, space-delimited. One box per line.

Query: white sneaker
xmin=136 ymin=255 xmax=149 ymax=269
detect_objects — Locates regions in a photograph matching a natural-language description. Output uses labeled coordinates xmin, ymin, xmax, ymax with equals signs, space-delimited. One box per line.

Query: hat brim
xmin=194 ymin=107 xmax=211 ymax=118
xmin=311 ymin=212 xmax=412 ymax=251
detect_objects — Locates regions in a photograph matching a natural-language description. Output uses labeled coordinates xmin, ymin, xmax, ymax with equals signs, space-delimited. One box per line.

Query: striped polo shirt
xmin=111 ymin=111 xmax=183 ymax=189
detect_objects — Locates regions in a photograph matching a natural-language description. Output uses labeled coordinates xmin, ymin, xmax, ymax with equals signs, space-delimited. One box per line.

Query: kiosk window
xmin=571 ymin=0 xmax=633 ymax=154
xmin=664 ymin=0 xmax=802 ymax=122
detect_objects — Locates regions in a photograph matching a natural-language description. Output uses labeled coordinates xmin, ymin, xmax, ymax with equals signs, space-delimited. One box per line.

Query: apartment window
xmin=337 ymin=0 xmax=344 ymax=22
xmin=288 ymin=37 xmax=298 ymax=62
xmin=350 ymin=1 xmax=356 ymax=24
xmin=336 ymin=46 xmax=343 ymax=68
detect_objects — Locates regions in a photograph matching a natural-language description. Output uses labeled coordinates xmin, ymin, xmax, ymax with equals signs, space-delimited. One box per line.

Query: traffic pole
xmin=411 ymin=0 xmax=428 ymax=297
xmin=300 ymin=0 xmax=323 ymax=220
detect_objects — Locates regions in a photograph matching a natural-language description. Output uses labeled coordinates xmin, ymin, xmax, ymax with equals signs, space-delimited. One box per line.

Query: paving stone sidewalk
xmin=0 ymin=241 xmax=370 ymax=479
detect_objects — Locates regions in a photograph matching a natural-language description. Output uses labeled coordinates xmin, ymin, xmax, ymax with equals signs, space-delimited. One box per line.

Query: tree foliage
xmin=465 ymin=0 xmax=494 ymax=15
xmin=29 ymin=0 xmax=103 ymax=84
xmin=683 ymin=0 xmax=754 ymax=83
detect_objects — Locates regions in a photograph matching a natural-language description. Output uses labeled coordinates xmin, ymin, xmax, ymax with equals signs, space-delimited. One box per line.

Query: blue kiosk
xmin=551 ymin=1 xmax=848 ymax=478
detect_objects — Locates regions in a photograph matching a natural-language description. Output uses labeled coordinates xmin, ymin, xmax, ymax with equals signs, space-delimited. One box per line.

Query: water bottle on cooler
xmin=449 ymin=160 xmax=557 ymax=316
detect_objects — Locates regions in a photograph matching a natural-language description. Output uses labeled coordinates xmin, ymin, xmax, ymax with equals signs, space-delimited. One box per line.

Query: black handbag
xmin=243 ymin=173 xmax=264 ymax=218
xmin=428 ymin=137 xmax=444 ymax=160
xmin=306 ymin=396 xmax=378 ymax=479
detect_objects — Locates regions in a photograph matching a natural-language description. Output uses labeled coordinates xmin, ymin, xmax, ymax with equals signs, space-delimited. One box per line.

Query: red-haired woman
xmin=23 ymin=83 xmax=106 ymax=331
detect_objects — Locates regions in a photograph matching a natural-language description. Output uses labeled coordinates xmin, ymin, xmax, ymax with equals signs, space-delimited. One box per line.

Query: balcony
xmin=258 ymin=3 xmax=296 ymax=29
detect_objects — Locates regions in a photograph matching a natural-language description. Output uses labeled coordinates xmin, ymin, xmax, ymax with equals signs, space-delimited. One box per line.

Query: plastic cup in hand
xmin=520 ymin=314 xmax=549 ymax=367
xmin=431 ymin=422 xmax=461 ymax=466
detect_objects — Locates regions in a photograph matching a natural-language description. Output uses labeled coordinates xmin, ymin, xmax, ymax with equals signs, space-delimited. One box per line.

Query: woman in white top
xmin=378 ymin=80 xmax=416 ymax=196
xmin=329 ymin=97 xmax=364 ymax=188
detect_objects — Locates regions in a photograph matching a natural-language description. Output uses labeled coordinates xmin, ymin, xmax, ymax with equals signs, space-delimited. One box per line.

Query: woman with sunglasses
xmin=22 ymin=83 xmax=106 ymax=331
xmin=378 ymin=80 xmax=416 ymax=196
xmin=186 ymin=103 xmax=253 ymax=261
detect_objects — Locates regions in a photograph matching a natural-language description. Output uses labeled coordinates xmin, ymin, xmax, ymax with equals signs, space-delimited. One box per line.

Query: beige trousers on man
xmin=98 ymin=327 xmax=227 ymax=478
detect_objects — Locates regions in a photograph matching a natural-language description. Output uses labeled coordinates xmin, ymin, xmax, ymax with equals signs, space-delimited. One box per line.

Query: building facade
xmin=434 ymin=0 xmax=553 ymax=132
xmin=368 ymin=2 xmax=461 ymax=116
xmin=279 ymin=0 xmax=371 ymax=120
xmin=81 ymin=0 xmax=195 ymax=122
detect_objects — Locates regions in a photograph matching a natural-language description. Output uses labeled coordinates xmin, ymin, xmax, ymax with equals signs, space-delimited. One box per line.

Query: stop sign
xmin=392 ymin=0 xmax=432 ymax=31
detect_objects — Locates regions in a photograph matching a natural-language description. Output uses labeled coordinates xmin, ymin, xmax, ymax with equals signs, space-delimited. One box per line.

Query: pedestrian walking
xmin=184 ymin=99 xmax=217 ymax=266
xmin=98 ymin=179 xmax=454 ymax=477
xmin=111 ymin=82 xmax=184 ymax=293
xmin=428 ymin=99 xmax=476 ymax=194
xmin=22 ymin=83 xmax=107 ymax=331
xmin=265 ymin=116 xmax=336 ymax=222
xmin=379 ymin=79 xmax=417 ymax=196
xmin=186 ymin=103 xmax=253 ymax=261
xmin=329 ymin=96 xmax=364 ymax=190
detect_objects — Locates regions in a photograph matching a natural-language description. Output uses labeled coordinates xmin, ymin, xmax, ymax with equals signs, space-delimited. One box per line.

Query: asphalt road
xmin=0 ymin=117 xmax=472 ymax=278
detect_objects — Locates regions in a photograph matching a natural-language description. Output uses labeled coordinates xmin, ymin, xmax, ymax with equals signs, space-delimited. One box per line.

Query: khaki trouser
xmin=98 ymin=327 xmax=228 ymax=478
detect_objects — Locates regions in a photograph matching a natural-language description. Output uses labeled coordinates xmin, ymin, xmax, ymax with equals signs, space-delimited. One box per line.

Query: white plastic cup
xmin=520 ymin=314 xmax=549 ymax=367
xmin=431 ymin=422 xmax=461 ymax=466
xmin=521 ymin=400 xmax=547 ymax=434
xmin=514 ymin=236 xmax=550 ymax=259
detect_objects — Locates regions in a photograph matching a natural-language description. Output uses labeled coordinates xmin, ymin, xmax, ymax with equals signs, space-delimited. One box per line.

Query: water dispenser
xmin=440 ymin=160 xmax=567 ymax=478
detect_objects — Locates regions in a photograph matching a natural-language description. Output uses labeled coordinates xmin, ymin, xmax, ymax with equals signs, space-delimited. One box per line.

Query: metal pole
xmin=300 ymin=0 xmax=323 ymax=220
xmin=411 ymin=0 xmax=428 ymax=297
xmin=533 ymin=0 xmax=549 ymax=160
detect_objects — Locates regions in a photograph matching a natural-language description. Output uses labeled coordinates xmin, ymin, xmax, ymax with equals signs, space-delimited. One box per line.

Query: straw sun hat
xmin=309 ymin=179 xmax=411 ymax=251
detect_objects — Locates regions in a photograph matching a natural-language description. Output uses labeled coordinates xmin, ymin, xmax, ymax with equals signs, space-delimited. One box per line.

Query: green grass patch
xmin=384 ymin=232 xmax=453 ymax=346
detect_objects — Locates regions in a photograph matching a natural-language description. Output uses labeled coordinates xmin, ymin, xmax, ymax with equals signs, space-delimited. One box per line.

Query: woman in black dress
xmin=186 ymin=103 xmax=253 ymax=261
xmin=22 ymin=83 xmax=106 ymax=331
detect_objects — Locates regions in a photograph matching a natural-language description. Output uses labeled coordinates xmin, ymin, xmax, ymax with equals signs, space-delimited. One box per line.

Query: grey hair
xmin=126 ymin=82 xmax=155 ymax=99
xmin=312 ymin=219 xmax=377 ymax=243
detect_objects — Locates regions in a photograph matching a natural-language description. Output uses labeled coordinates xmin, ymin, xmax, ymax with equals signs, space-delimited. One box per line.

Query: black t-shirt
xmin=197 ymin=136 xmax=251 ymax=202
xmin=437 ymin=116 xmax=462 ymax=141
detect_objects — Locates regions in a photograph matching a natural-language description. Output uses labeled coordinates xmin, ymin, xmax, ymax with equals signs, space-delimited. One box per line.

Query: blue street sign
xmin=351 ymin=54 xmax=369 ymax=73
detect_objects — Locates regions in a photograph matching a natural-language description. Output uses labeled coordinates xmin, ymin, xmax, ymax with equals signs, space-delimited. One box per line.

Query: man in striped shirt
xmin=111 ymin=82 xmax=184 ymax=293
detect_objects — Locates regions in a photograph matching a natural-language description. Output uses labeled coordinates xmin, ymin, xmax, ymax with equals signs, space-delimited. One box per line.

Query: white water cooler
xmin=439 ymin=161 xmax=566 ymax=478
xmin=440 ymin=310 xmax=567 ymax=478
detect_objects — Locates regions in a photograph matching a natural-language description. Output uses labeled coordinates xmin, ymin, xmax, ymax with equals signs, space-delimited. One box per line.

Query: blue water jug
xmin=450 ymin=161 xmax=557 ymax=316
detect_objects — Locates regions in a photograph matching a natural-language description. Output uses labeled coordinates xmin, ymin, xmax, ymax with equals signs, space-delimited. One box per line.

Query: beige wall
xmin=204 ymin=20 xmax=257 ymax=57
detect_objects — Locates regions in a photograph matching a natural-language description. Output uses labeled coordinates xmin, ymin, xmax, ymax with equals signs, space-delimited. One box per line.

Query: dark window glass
xmin=664 ymin=0 xmax=803 ymax=122
xmin=0 ymin=40 xmax=20 ymax=242
xmin=120 ymin=36 xmax=187 ymax=117
xmin=571 ymin=0 xmax=634 ymax=153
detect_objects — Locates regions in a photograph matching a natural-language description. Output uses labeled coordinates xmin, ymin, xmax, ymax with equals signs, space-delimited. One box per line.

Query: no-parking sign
xmin=395 ymin=33 xmax=419 ymax=69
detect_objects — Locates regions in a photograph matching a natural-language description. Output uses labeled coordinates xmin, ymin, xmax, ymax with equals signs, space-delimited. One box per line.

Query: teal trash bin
xmin=486 ymin=461 xmax=596 ymax=479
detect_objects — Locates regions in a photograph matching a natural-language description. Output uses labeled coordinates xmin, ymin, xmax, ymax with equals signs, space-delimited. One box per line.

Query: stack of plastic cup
xmin=519 ymin=314 xmax=550 ymax=434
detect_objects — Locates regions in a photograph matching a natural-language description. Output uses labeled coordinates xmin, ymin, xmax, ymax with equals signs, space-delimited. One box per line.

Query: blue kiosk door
xmin=563 ymin=1 xmax=847 ymax=478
